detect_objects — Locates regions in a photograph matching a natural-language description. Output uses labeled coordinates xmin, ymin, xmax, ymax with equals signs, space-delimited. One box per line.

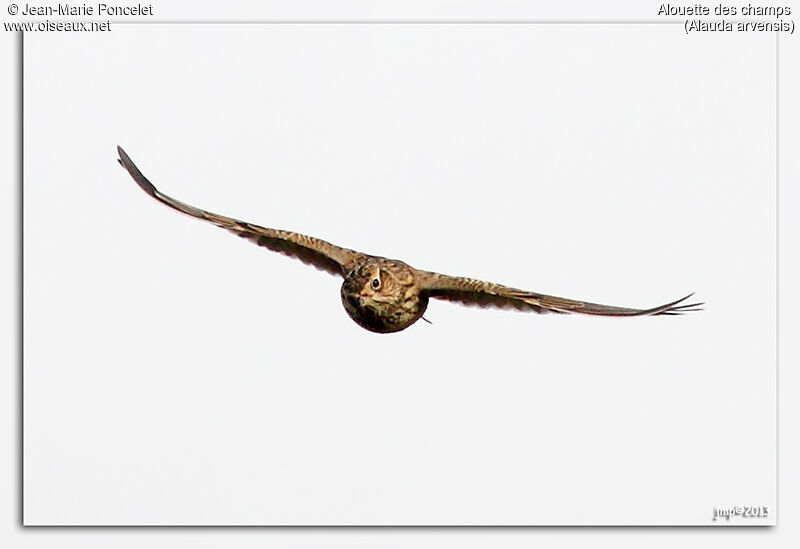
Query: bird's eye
xmin=371 ymin=277 xmax=381 ymax=290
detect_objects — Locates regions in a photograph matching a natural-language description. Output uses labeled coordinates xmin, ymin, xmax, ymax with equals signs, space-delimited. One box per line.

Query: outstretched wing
xmin=117 ymin=146 xmax=363 ymax=276
xmin=417 ymin=272 xmax=702 ymax=316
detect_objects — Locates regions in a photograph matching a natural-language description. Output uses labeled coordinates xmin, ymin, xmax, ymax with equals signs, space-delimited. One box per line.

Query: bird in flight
xmin=117 ymin=146 xmax=702 ymax=334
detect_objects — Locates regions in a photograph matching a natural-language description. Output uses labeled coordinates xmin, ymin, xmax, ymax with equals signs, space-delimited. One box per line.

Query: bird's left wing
xmin=117 ymin=146 xmax=362 ymax=276
xmin=416 ymin=271 xmax=702 ymax=316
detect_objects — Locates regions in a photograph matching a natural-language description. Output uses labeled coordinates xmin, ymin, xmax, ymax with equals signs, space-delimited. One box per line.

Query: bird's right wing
xmin=417 ymin=271 xmax=702 ymax=316
xmin=117 ymin=146 xmax=363 ymax=277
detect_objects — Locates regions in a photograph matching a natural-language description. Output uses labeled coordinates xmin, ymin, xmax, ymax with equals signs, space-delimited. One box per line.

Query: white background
xmin=3 ymin=0 xmax=799 ymax=545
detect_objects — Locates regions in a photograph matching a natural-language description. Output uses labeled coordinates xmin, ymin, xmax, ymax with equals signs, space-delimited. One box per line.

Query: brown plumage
xmin=117 ymin=146 xmax=702 ymax=334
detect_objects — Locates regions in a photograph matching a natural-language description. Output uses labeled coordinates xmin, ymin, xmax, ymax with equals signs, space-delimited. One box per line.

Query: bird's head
xmin=342 ymin=261 xmax=402 ymax=310
xmin=339 ymin=259 xmax=425 ymax=333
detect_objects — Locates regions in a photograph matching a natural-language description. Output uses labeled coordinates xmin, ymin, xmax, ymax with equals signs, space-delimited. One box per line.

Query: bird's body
xmin=116 ymin=146 xmax=702 ymax=334
xmin=340 ymin=257 xmax=428 ymax=333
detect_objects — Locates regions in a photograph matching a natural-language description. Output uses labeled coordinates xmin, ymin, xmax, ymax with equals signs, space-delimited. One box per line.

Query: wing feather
xmin=116 ymin=146 xmax=362 ymax=276
xmin=418 ymin=272 xmax=702 ymax=316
